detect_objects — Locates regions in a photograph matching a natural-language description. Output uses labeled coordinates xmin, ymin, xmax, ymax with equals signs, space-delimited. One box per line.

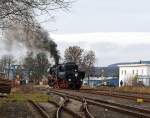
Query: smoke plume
xmin=4 ymin=24 xmax=60 ymax=64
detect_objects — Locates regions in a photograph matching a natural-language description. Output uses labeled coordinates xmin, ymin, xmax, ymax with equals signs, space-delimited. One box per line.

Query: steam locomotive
xmin=48 ymin=62 xmax=85 ymax=89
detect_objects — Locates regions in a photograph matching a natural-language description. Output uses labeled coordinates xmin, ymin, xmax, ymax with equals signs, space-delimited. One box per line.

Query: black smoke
xmin=4 ymin=24 xmax=60 ymax=64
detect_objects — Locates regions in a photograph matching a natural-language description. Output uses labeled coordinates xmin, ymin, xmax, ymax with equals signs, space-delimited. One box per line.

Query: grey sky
xmin=40 ymin=0 xmax=150 ymax=33
xmin=44 ymin=0 xmax=150 ymax=66
xmin=1 ymin=0 xmax=150 ymax=66
xmin=51 ymin=33 xmax=150 ymax=66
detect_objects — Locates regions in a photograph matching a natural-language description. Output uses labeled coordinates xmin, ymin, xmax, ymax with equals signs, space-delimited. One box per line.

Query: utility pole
xmin=101 ymin=69 xmax=105 ymax=84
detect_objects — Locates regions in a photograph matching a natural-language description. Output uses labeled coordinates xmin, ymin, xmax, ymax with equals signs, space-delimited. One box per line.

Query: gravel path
xmin=88 ymin=104 xmax=136 ymax=118
xmin=0 ymin=101 xmax=37 ymax=118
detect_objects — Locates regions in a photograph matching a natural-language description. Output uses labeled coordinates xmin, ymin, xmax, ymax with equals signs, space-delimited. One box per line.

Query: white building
xmin=119 ymin=64 xmax=150 ymax=87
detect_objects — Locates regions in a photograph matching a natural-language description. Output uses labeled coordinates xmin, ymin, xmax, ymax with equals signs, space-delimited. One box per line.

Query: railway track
xmin=49 ymin=89 xmax=150 ymax=118
xmin=28 ymin=95 xmax=92 ymax=118
xmin=81 ymin=88 xmax=150 ymax=95
xmin=82 ymin=98 xmax=94 ymax=118
xmin=28 ymin=100 xmax=51 ymax=118
xmin=49 ymin=92 xmax=94 ymax=118
xmin=55 ymin=96 xmax=83 ymax=118
xmin=79 ymin=89 xmax=150 ymax=103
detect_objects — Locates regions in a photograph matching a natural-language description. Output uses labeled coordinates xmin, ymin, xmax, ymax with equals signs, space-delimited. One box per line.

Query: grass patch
xmin=0 ymin=86 xmax=50 ymax=103
xmin=86 ymin=86 xmax=150 ymax=94
xmin=115 ymin=86 xmax=150 ymax=94
xmin=8 ymin=92 xmax=49 ymax=102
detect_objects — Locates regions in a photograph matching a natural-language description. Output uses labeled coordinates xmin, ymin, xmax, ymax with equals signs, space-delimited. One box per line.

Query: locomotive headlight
xmin=68 ymin=79 xmax=71 ymax=81
xmin=75 ymin=73 xmax=78 ymax=77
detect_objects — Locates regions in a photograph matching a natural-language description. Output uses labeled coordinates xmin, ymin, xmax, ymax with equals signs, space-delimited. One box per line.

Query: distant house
xmin=119 ymin=63 xmax=150 ymax=87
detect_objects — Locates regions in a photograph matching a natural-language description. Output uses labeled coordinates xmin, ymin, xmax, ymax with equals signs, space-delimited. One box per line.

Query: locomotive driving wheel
xmin=58 ymin=79 xmax=69 ymax=89
xmin=53 ymin=81 xmax=59 ymax=89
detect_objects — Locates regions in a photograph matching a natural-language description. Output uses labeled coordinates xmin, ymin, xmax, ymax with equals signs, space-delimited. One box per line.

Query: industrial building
xmin=83 ymin=77 xmax=119 ymax=87
xmin=4 ymin=65 xmax=30 ymax=84
xmin=119 ymin=63 xmax=150 ymax=87
xmin=83 ymin=66 xmax=119 ymax=87
xmin=83 ymin=61 xmax=150 ymax=87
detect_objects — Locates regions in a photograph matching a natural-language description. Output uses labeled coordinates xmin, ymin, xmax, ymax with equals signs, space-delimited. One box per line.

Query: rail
xmin=49 ymin=90 xmax=94 ymax=118
xmin=49 ymin=89 xmax=150 ymax=118
xmin=56 ymin=96 xmax=67 ymax=118
xmin=80 ymin=89 xmax=150 ymax=103
xmin=82 ymin=98 xmax=94 ymax=118
xmin=28 ymin=100 xmax=50 ymax=118
xmin=48 ymin=92 xmax=93 ymax=118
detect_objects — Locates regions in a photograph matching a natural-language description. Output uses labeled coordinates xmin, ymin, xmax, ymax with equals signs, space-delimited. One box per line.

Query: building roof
xmin=90 ymin=61 xmax=150 ymax=77
xmin=108 ymin=61 xmax=150 ymax=67
xmin=118 ymin=63 xmax=150 ymax=67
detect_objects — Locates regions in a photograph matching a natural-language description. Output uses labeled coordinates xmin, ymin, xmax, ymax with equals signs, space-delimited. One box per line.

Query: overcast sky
xmin=51 ymin=32 xmax=150 ymax=66
xmin=40 ymin=0 xmax=150 ymax=66
xmin=41 ymin=0 xmax=150 ymax=33
xmin=2 ymin=0 xmax=150 ymax=66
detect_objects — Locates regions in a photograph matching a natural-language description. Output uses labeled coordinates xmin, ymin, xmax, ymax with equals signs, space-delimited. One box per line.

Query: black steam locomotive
xmin=48 ymin=62 xmax=85 ymax=89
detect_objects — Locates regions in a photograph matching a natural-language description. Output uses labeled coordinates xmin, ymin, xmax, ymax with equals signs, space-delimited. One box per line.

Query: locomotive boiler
xmin=48 ymin=62 xmax=85 ymax=89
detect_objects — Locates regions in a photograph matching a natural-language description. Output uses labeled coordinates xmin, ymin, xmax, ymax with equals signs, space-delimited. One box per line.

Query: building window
xmin=121 ymin=70 xmax=123 ymax=75
xmin=142 ymin=69 xmax=143 ymax=75
xmin=136 ymin=70 xmax=138 ymax=75
xmin=132 ymin=70 xmax=134 ymax=75
xmin=124 ymin=70 xmax=126 ymax=75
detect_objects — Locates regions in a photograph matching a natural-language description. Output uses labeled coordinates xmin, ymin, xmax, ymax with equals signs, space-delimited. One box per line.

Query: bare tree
xmin=64 ymin=46 xmax=84 ymax=65
xmin=64 ymin=46 xmax=96 ymax=86
xmin=0 ymin=0 xmax=69 ymax=65
xmin=0 ymin=55 xmax=16 ymax=79
xmin=0 ymin=0 xmax=71 ymax=28
xmin=64 ymin=46 xmax=96 ymax=67
xmin=81 ymin=50 xmax=96 ymax=85
xmin=0 ymin=55 xmax=15 ymax=71
xmin=24 ymin=52 xmax=50 ymax=84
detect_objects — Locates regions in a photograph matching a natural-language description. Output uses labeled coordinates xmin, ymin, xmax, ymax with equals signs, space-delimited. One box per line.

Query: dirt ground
xmin=0 ymin=101 xmax=36 ymax=118
xmin=0 ymin=85 xmax=49 ymax=118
